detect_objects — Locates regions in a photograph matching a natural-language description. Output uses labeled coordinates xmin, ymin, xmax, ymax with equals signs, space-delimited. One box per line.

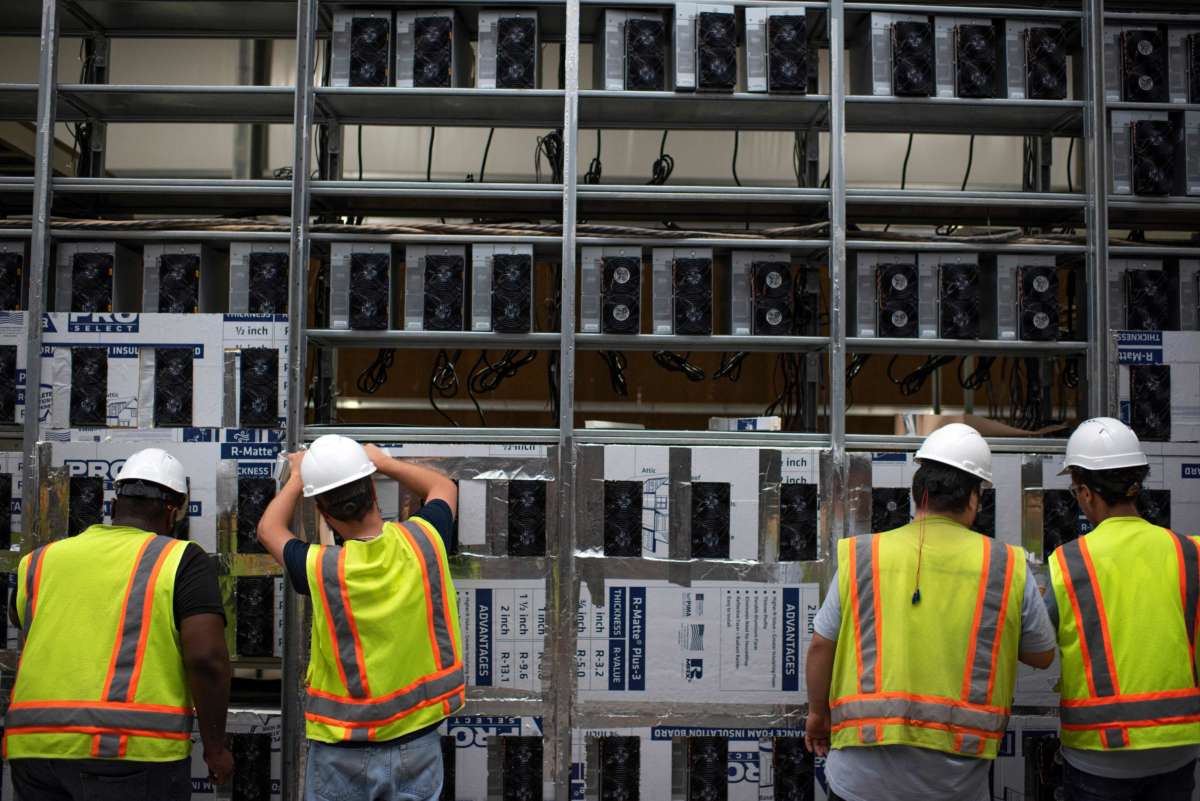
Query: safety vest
xmin=305 ymin=517 xmax=465 ymax=743
xmin=829 ymin=517 xmax=1025 ymax=759
xmin=4 ymin=525 xmax=193 ymax=761
xmin=1049 ymin=516 xmax=1200 ymax=751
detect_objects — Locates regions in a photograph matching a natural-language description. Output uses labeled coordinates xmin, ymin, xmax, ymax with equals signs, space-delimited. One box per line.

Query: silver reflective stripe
xmin=319 ymin=545 xmax=368 ymax=699
xmin=307 ymin=665 xmax=466 ymax=725
xmin=860 ymin=725 xmax=878 ymax=744
xmin=400 ymin=520 xmax=457 ymax=671
xmin=6 ymin=705 xmax=193 ymax=733
xmin=1170 ymin=531 xmax=1200 ymax=655
xmin=853 ymin=535 xmax=877 ymax=694
xmin=105 ymin=536 xmax=175 ymax=702
xmin=347 ymin=727 xmax=371 ymax=742
xmin=1061 ymin=693 xmax=1200 ymax=728
xmin=96 ymin=735 xmax=121 ymax=757
xmin=1103 ymin=729 xmax=1126 ymax=748
xmin=966 ymin=541 xmax=1015 ymax=705
xmin=22 ymin=545 xmax=48 ymax=631
xmin=959 ymin=734 xmax=982 ymax=755
xmin=1060 ymin=541 xmax=1118 ymax=697
xmin=832 ymin=697 xmax=1008 ymax=734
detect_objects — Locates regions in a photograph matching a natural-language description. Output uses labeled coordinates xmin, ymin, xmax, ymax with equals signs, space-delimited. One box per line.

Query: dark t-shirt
xmin=8 ymin=539 xmax=225 ymax=631
xmin=282 ymin=499 xmax=455 ymax=596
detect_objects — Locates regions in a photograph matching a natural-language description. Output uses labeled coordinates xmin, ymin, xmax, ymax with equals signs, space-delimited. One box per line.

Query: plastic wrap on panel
xmin=1116 ymin=332 xmax=1200 ymax=443
xmin=455 ymin=577 xmax=549 ymax=701
xmin=0 ymin=449 xmax=24 ymax=560
xmin=188 ymin=709 xmax=282 ymax=799
xmin=572 ymin=568 xmax=819 ymax=709
xmin=571 ymin=725 xmax=825 ymax=801
xmin=844 ymin=453 xmax=873 ymax=545
xmin=42 ymin=441 xmax=223 ymax=552
xmin=437 ymin=715 xmax=547 ymax=801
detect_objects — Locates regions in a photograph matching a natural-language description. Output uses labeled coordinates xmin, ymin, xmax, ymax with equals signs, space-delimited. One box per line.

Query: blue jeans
xmin=1064 ymin=758 xmax=1197 ymax=801
xmin=304 ymin=730 xmax=444 ymax=801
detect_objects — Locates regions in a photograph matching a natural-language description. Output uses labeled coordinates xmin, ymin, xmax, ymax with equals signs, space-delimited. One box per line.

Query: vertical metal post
xmin=78 ymin=34 xmax=109 ymax=177
xmin=234 ymin=39 xmax=273 ymax=179
xmin=21 ymin=0 xmax=60 ymax=548
xmin=1082 ymin=0 xmax=1110 ymax=416
xmin=552 ymin=0 xmax=580 ymax=794
xmin=827 ymin=0 xmax=848 ymax=560
xmin=282 ymin=0 xmax=318 ymax=798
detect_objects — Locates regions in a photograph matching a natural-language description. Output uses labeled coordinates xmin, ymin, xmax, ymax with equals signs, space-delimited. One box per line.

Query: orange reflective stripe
xmin=127 ymin=539 xmax=178 ymax=700
xmin=101 ymin=537 xmax=154 ymax=699
xmin=1080 ymin=539 xmax=1121 ymax=696
xmin=399 ymin=524 xmax=443 ymax=669
xmin=831 ymin=717 xmax=1003 ymax=741
xmin=412 ymin=517 xmax=460 ymax=665
xmin=831 ymin=690 xmax=1007 ymax=715
xmin=1057 ymin=545 xmax=1101 ymax=698
xmin=304 ymin=682 xmax=465 ymax=731
xmin=338 ymin=548 xmax=371 ymax=699
xmin=961 ymin=540 xmax=992 ymax=701
xmin=871 ymin=534 xmax=883 ymax=694
xmin=847 ymin=537 xmax=865 ymax=694
xmin=4 ymin=726 xmax=190 ymax=741
xmin=314 ymin=545 xmax=352 ymax=695
xmin=985 ymin=546 xmax=1017 ymax=705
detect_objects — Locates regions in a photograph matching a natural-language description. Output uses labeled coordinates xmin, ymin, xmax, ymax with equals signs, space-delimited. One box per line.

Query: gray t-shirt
xmin=1044 ymin=590 xmax=1200 ymax=779
xmin=815 ymin=564 xmax=1056 ymax=801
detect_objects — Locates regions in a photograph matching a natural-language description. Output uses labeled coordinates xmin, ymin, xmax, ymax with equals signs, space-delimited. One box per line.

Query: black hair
xmin=912 ymin=460 xmax=982 ymax=515
xmin=112 ymin=495 xmax=172 ymax=521
xmin=1069 ymin=465 xmax=1150 ymax=506
xmin=314 ymin=476 xmax=376 ymax=523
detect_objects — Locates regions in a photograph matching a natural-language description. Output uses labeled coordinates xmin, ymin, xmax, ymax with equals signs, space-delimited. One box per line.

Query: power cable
xmin=883 ymin=134 xmax=915 ymax=233
xmin=356 ymin=349 xmax=395 ymax=394
xmin=732 ymin=130 xmax=742 ymax=187
xmin=584 ymin=130 xmax=603 ymax=184
xmin=428 ymin=349 xmax=463 ymax=426
xmin=598 ymin=351 xmax=629 ymax=396
xmin=713 ymin=351 xmax=747 ymax=382
xmin=648 ymin=130 xmax=675 ymax=185
xmin=886 ymin=354 xmax=955 ymax=397
xmin=653 ymin=351 xmax=705 ymax=381
xmin=478 ymin=127 xmax=496 ymax=183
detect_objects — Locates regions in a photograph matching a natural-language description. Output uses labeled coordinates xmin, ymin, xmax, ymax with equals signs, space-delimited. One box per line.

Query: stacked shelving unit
xmin=6 ymin=0 xmax=1200 ymax=796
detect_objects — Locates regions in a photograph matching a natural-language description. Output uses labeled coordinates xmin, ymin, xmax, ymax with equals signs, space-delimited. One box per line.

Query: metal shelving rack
xmin=11 ymin=0 xmax=1200 ymax=796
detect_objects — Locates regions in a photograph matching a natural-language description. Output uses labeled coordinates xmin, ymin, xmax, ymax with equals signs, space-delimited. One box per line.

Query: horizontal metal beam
xmin=302 ymin=425 xmax=560 ymax=444
xmin=577 ymin=334 xmax=831 ymax=352
xmin=846 ymin=337 xmax=1089 ymax=356
xmin=574 ymin=428 xmax=834 ymax=447
xmin=846 ymin=434 xmax=1069 ymax=454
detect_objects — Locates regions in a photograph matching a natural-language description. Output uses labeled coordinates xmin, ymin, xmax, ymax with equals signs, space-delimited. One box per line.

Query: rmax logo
xmin=67 ymin=313 xmax=140 ymax=333
xmin=1182 ymin=464 xmax=1200 ymax=480
xmin=445 ymin=718 xmax=523 ymax=748
xmin=727 ymin=751 xmax=760 ymax=784
xmin=64 ymin=459 xmax=125 ymax=481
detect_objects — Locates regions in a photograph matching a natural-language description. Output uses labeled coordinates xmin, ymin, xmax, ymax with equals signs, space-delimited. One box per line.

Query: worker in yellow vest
xmin=1047 ymin=417 xmax=1200 ymax=800
xmin=804 ymin=423 xmax=1056 ymax=801
xmin=4 ymin=447 xmax=233 ymax=800
xmin=257 ymin=435 xmax=464 ymax=801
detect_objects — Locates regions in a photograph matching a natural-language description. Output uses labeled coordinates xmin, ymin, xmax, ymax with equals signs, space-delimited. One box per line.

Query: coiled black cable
xmin=584 ymin=130 xmax=603 ymax=185
xmin=653 ymin=351 xmax=705 ymax=381
xmin=465 ymin=350 xmax=538 ymax=426
xmin=887 ymin=355 xmax=955 ymax=397
xmin=648 ymin=130 xmax=675 ymax=185
xmin=356 ymin=349 xmax=395 ymax=395
xmin=598 ymin=351 xmax=629 ymax=396
xmin=535 ymin=129 xmax=565 ymax=183
xmin=713 ymin=352 xmax=747 ymax=382
xmin=428 ymin=349 xmax=463 ymax=426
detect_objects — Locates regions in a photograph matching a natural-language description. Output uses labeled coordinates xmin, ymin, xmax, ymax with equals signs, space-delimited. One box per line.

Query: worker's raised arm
xmin=256 ymin=451 xmax=305 ymax=564
xmin=363 ymin=444 xmax=458 ymax=518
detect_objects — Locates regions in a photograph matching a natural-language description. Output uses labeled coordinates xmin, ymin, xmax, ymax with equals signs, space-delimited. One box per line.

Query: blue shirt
xmin=814 ymin=562 xmax=1056 ymax=801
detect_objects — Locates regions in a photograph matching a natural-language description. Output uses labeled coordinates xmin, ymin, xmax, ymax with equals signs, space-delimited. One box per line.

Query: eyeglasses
xmin=1069 ymin=484 xmax=1085 ymax=498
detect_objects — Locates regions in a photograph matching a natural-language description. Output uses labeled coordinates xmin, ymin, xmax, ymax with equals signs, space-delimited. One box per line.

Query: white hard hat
xmin=914 ymin=422 xmax=993 ymax=485
xmin=115 ymin=448 xmax=188 ymax=496
xmin=1059 ymin=417 xmax=1148 ymax=475
xmin=115 ymin=448 xmax=190 ymax=523
xmin=301 ymin=435 xmax=376 ymax=498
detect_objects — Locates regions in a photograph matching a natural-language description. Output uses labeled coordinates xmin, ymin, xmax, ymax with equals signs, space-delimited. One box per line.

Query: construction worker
xmin=5 ymin=448 xmax=233 ymax=800
xmin=257 ymin=435 xmax=463 ymax=801
xmin=804 ymin=423 xmax=1057 ymax=801
xmin=1047 ymin=417 xmax=1200 ymax=801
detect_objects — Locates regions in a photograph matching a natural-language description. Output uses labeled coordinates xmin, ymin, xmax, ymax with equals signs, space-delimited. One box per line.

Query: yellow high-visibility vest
xmin=305 ymin=517 xmax=466 ymax=743
xmin=1049 ymin=516 xmax=1200 ymax=751
xmin=829 ymin=517 xmax=1025 ymax=759
xmin=4 ymin=525 xmax=193 ymax=761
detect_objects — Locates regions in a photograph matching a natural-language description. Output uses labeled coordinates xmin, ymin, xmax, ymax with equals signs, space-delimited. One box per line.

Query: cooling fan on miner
xmin=68 ymin=476 xmax=105 ymax=538
xmin=423 ymin=254 xmax=467 ymax=331
xmin=70 ymin=347 xmax=107 ymax=428
xmin=248 ymin=251 xmax=289 ymax=314
xmin=954 ymin=23 xmax=998 ymax=98
xmin=1129 ymin=364 xmax=1171 ymax=442
xmin=496 ymin=16 xmax=537 ymax=89
xmin=690 ymin=481 xmax=730 ymax=559
xmin=602 ymin=256 xmax=641 ymax=335
xmin=673 ymin=258 xmax=713 ymax=335
xmin=154 ymin=347 xmax=194 ymax=428
xmin=71 ymin=252 xmax=114 ymax=313
xmin=157 ymin=253 xmax=200 ymax=313
xmin=625 ymin=17 xmax=667 ymax=91
xmin=603 ymin=480 xmax=643 ymax=557
xmin=0 ymin=250 xmax=22 ymax=311
xmin=876 ymin=262 xmax=919 ymax=338
xmin=939 ymin=263 xmax=981 ymax=340
xmin=872 ymin=487 xmax=911 ymax=532
xmin=768 ymin=14 xmax=808 ymax=93
xmin=751 ymin=261 xmax=794 ymax=336
xmin=1042 ymin=489 xmax=1081 ymax=558
xmin=697 ymin=11 xmax=737 ymax=92
xmin=413 ymin=16 xmax=454 ymax=87
xmin=236 ymin=576 xmax=274 ymax=658
xmin=779 ymin=483 xmax=817 ymax=561
xmin=1131 ymin=119 xmax=1177 ymax=197
xmin=239 ymin=348 xmax=279 ymax=428
xmin=349 ymin=14 xmax=391 ymax=86
xmin=349 ymin=251 xmax=392 ymax=331
xmin=492 ymin=253 xmax=534 ymax=334
xmin=1123 ymin=269 xmax=1171 ymax=332
xmin=1121 ymin=28 xmax=1168 ymax=103
xmin=891 ymin=20 xmax=935 ymax=97
xmin=1024 ymin=26 xmax=1068 ymax=100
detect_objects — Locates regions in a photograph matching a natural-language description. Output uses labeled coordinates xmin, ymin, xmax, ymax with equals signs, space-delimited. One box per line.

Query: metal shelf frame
xmin=13 ymin=0 xmax=1199 ymax=797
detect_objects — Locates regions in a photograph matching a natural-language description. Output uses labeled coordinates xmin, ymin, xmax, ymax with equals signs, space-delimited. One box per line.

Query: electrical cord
xmin=957 ymin=356 xmax=996 ymax=391
xmin=764 ymin=353 xmax=804 ymax=430
xmin=598 ymin=351 xmax=629 ymax=396
xmin=713 ymin=351 xmax=747 ymax=382
xmin=356 ymin=349 xmax=395 ymax=394
xmin=478 ymin=127 xmax=495 ymax=183
xmin=1066 ymin=137 xmax=1075 ymax=194
xmin=653 ymin=351 xmax=705 ymax=381
xmin=358 ymin=125 xmax=364 ymax=181
xmin=465 ymin=350 xmax=538 ymax=426
xmin=648 ymin=130 xmax=675 ymax=185
xmin=428 ymin=349 xmax=463 ymax=426
xmin=732 ymin=130 xmax=742 ymax=187
xmin=887 ymin=355 xmax=955 ymax=397
xmin=534 ymin=129 xmax=565 ymax=184
xmin=426 ymin=127 xmax=436 ymax=182
xmin=793 ymin=131 xmax=806 ymax=187
xmin=883 ymin=134 xmax=915 ymax=233
xmin=584 ymin=130 xmax=603 ymax=184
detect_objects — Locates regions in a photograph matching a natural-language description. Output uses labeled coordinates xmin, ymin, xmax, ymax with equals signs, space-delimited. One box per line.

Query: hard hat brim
xmin=914 ymin=454 xmax=993 ymax=487
xmin=302 ymin=462 xmax=377 ymax=497
xmin=1057 ymin=451 xmax=1149 ymax=475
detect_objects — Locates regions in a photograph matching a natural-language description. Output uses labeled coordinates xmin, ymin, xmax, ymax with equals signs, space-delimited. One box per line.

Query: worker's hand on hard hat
xmin=286 ymin=451 xmax=305 ymax=485
xmin=363 ymin=443 xmax=390 ymax=468
xmin=804 ymin=708 xmax=830 ymax=757
xmin=205 ymin=742 xmax=235 ymax=786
